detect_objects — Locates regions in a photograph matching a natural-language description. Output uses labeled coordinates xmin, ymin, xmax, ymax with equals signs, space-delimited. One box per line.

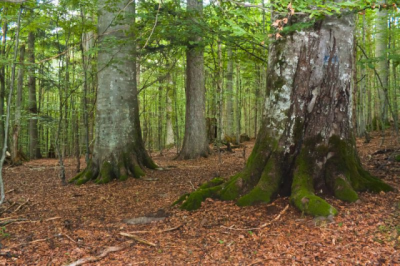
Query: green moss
xmin=291 ymin=148 xmax=338 ymax=217
xmin=237 ymin=155 xmax=280 ymax=206
xmin=95 ymin=161 xmax=113 ymax=184
xmin=75 ymin=170 xmax=94 ymax=185
xmin=395 ymin=155 xmax=400 ymax=162
xmin=200 ymin=178 xmax=224 ymax=189
xmin=132 ymin=165 xmax=145 ymax=178
xmin=180 ymin=186 xmax=222 ymax=211
xmin=327 ymin=135 xmax=393 ymax=193
xmin=220 ymin=174 xmax=241 ymax=201
xmin=172 ymin=193 xmax=190 ymax=206
xmin=333 ymin=175 xmax=358 ymax=202
xmin=118 ymin=175 xmax=129 ymax=181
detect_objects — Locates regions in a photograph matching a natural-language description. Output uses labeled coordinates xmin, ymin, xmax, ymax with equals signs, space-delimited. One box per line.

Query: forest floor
xmin=0 ymin=131 xmax=399 ymax=265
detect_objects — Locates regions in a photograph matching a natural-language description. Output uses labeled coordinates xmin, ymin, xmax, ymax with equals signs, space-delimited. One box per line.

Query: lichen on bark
xmin=175 ymin=12 xmax=393 ymax=217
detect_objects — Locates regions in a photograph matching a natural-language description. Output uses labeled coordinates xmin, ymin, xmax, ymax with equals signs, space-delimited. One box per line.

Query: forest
xmin=0 ymin=0 xmax=399 ymax=264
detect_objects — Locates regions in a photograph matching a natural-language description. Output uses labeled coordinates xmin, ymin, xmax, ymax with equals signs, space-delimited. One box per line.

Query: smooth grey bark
xmin=177 ymin=0 xmax=209 ymax=159
xmin=28 ymin=32 xmax=41 ymax=159
xmin=165 ymin=71 xmax=175 ymax=147
xmin=70 ymin=0 xmax=156 ymax=185
xmin=0 ymin=15 xmax=7 ymax=152
xmin=12 ymin=44 xmax=24 ymax=165
xmin=225 ymin=48 xmax=235 ymax=141
xmin=375 ymin=2 xmax=389 ymax=124
xmin=178 ymin=13 xmax=392 ymax=217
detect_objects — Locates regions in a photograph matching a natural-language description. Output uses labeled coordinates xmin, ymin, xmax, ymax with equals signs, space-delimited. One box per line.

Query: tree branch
xmin=0 ymin=0 xmax=27 ymax=3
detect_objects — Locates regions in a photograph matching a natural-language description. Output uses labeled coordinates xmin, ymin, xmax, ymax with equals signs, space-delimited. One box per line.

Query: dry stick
xmin=0 ymin=218 xmax=27 ymax=226
xmin=66 ymin=246 xmax=125 ymax=266
xmin=120 ymin=232 xmax=156 ymax=247
xmin=12 ymin=198 xmax=29 ymax=213
xmin=221 ymin=204 xmax=289 ymax=231
xmin=128 ymin=224 xmax=182 ymax=234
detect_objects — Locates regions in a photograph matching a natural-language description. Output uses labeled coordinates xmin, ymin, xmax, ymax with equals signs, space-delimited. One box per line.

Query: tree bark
xmin=177 ymin=0 xmax=209 ymax=159
xmin=375 ymin=1 xmax=389 ymax=125
xmin=177 ymin=13 xmax=393 ymax=217
xmin=225 ymin=48 xmax=234 ymax=142
xmin=70 ymin=0 xmax=156 ymax=185
xmin=11 ymin=44 xmax=24 ymax=165
xmin=28 ymin=32 xmax=42 ymax=159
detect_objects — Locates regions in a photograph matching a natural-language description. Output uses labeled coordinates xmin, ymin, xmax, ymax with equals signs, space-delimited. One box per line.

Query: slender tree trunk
xmin=236 ymin=62 xmax=241 ymax=143
xmin=177 ymin=0 xmax=209 ymax=159
xmin=165 ymin=69 xmax=175 ymax=147
xmin=375 ymin=1 xmax=389 ymax=125
xmin=11 ymin=44 xmax=25 ymax=165
xmin=225 ymin=48 xmax=234 ymax=141
xmin=70 ymin=0 xmax=156 ymax=185
xmin=0 ymin=15 xmax=7 ymax=152
xmin=28 ymin=32 xmax=41 ymax=159
xmin=178 ymin=12 xmax=392 ymax=217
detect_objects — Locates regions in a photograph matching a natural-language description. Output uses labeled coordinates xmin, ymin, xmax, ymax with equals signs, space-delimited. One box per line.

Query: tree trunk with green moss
xmin=176 ymin=13 xmax=393 ymax=216
xmin=70 ymin=0 xmax=156 ymax=185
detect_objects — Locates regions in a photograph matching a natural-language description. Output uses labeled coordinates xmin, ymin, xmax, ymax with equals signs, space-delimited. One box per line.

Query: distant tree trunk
xmin=225 ymin=48 xmax=234 ymax=142
xmin=177 ymin=0 xmax=209 ymax=159
xmin=11 ymin=44 xmax=24 ymax=165
xmin=28 ymin=32 xmax=42 ymax=159
xmin=0 ymin=15 xmax=7 ymax=152
xmin=178 ymin=12 xmax=392 ymax=217
xmin=236 ymin=62 xmax=241 ymax=143
xmin=165 ymin=71 xmax=175 ymax=147
xmin=375 ymin=1 xmax=389 ymax=125
xmin=70 ymin=0 xmax=156 ymax=185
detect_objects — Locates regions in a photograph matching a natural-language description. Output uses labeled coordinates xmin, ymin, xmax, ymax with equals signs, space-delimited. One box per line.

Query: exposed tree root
xmin=69 ymin=150 xmax=157 ymax=185
xmin=177 ymin=136 xmax=393 ymax=217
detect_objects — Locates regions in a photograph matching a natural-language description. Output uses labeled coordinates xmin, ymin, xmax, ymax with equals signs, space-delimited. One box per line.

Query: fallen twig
xmin=128 ymin=224 xmax=182 ymax=234
xmin=221 ymin=204 xmax=289 ymax=231
xmin=120 ymin=232 xmax=156 ymax=247
xmin=12 ymin=198 xmax=29 ymax=213
xmin=0 ymin=218 xmax=27 ymax=226
xmin=45 ymin=216 xmax=61 ymax=222
xmin=66 ymin=246 xmax=124 ymax=266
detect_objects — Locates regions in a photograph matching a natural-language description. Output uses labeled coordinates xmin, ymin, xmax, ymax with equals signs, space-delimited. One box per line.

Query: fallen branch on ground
xmin=66 ymin=246 xmax=125 ymax=266
xmin=128 ymin=224 xmax=182 ymax=234
xmin=120 ymin=232 xmax=156 ymax=247
xmin=221 ymin=204 xmax=289 ymax=231
xmin=12 ymin=199 xmax=29 ymax=213
xmin=0 ymin=218 xmax=27 ymax=226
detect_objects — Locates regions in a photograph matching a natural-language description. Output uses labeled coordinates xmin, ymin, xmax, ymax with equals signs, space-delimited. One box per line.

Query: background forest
xmin=0 ymin=0 xmax=400 ymax=265
xmin=0 ymin=0 xmax=399 ymax=165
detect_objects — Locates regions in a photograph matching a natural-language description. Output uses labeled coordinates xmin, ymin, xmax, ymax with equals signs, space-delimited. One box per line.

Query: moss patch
xmin=180 ymin=186 xmax=222 ymax=211
xmin=95 ymin=161 xmax=114 ymax=184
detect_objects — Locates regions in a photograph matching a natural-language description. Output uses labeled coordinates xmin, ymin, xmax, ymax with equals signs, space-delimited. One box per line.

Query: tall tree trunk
xmin=70 ymin=0 xmax=156 ymax=185
xmin=225 ymin=48 xmax=234 ymax=141
xmin=165 ymin=70 xmax=175 ymax=147
xmin=0 ymin=14 xmax=7 ymax=152
xmin=375 ymin=1 xmax=389 ymax=125
xmin=28 ymin=32 xmax=42 ymax=159
xmin=177 ymin=13 xmax=392 ymax=217
xmin=11 ymin=44 xmax=24 ymax=165
xmin=177 ymin=0 xmax=209 ymax=159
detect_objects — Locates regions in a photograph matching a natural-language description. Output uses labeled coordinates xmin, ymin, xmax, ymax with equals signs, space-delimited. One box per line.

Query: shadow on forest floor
xmin=0 ymin=131 xmax=399 ymax=264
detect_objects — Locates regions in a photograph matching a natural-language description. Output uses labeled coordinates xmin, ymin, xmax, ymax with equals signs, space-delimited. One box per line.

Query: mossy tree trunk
xmin=70 ymin=0 xmax=156 ymax=185
xmin=177 ymin=13 xmax=393 ymax=216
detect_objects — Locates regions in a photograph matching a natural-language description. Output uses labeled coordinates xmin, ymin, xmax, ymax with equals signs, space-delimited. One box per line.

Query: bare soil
xmin=0 ymin=131 xmax=399 ymax=265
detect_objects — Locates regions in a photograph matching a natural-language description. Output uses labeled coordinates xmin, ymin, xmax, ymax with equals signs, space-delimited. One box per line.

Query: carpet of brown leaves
xmin=0 ymin=131 xmax=399 ymax=265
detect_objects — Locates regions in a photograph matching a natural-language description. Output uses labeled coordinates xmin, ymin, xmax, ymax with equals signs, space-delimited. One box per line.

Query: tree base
xmin=69 ymin=150 xmax=157 ymax=185
xmin=176 ymin=136 xmax=393 ymax=216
